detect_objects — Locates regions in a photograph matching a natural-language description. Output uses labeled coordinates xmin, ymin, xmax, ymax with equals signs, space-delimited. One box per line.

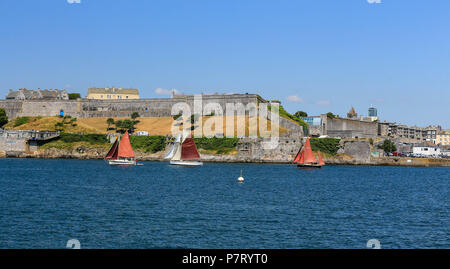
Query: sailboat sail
xmin=294 ymin=137 xmax=318 ymax=164
xmin=164 ymin=144 xmax=176 ymax=159
xmin=171 ymin=143 xmax=182 ymax=161
xmin=293 ymin=148 xmax=303 ymax=163
xmin=105 ymin=138 xmax=119 ymax=160
xmin=165 ymin=134 xmax=182 ymax=159
xmin=317 ymin=151 xmax=325 ymax=166
xmin=180 ymin=137 xmax=200 ymax=160
xmin=117 ymin=130 xmax=135 ymax=158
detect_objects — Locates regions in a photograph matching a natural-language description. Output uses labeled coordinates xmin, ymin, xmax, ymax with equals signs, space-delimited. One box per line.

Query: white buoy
xmin=238 ymin=169 xmax=244 ymax=182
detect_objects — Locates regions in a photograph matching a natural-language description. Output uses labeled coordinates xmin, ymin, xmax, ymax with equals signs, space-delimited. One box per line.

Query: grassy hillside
xmin=41 ymin=133 xmax=167 ymax=153
xmin=4 ymin=116 xmax=289 ymax=137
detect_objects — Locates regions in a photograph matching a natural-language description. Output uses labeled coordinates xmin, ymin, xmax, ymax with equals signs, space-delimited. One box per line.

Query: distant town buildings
xmin=436 ymin=130 xmax=450 ymax=146
xmin=6 ymin=88 xmax=68 ymax=100
xmin=87 ymin=86 xmax=139 ymax=100
xmin=299 ymin=106 xmax=444 ymax=144
xmin=378 ymin=122 xmax=440 ymax=143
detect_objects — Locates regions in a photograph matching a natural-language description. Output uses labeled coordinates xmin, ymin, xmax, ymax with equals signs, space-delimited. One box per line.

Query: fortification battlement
xmin=0 ymin=94 xmax=267 ymax=119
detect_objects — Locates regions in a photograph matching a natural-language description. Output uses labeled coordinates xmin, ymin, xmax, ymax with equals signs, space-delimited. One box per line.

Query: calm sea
xmin=0 ymin=159 xmax=448 ymax=249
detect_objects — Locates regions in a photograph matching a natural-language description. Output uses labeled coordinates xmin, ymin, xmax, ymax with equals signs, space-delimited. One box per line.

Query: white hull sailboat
xmin=105 ymin=130 xmax=137 ymax=166
xmin=169 ymin=160 xmax=203 ymax=166
xmin=108 ymin=159 xmax=136 ymax=166
xmin=165 ymin=133 xmax=203 ymax=166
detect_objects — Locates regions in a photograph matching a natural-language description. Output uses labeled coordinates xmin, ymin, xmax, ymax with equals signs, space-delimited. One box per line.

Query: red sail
xmin=293 ymin=148 xmax=303 ymax=163
xmin=105 ymin=138 xmax=119 ymax=160
xmin=317 ymin=151 xmax=325 ymax=166
xmin=181 ymin=137 xmax=200 ymax=160
xmin=117 ymin=130 xmax=135 ymax=158
xmin=298 ymin=137 xmax=318 ymax=164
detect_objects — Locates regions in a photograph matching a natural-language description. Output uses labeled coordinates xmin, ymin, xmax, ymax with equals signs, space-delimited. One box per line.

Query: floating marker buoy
xmin=238 ymin=169 xmax=244 ymax=182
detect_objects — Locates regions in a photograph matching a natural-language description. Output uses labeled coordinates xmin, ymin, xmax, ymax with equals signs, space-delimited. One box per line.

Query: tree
xmin=378 ymin=139 xmax=397 ymax=154
xmin=68 ymin=93 xmax=81 ymax=100
xmin=326 ymin=112 xmax=337 ymax=119
xmin=294 ymin=110 xmax=308 ymax=118
xmin=0 ymin=108 xmax=8 ymax=128
xmin=131 ymin=112 xmax=140 ymax=120
xmin=173 ymin=113 xmax=182 ymax=121
xmin=114 ymin=119 xmax=137 ymax=133
xmin=106 ymin=118 xmax=115 ymax=130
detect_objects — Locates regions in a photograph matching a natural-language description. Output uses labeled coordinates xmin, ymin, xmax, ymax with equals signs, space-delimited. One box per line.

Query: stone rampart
xmin=322 ymin=115 xmax=378 ymax=138
xmin=0 ymin=94 xmax=265 ymax=119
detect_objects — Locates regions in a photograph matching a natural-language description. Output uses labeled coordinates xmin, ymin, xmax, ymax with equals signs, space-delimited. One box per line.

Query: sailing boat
xmin=166 ymin=133 xmax=203 ymax=166
xmin=293 ymin=137 xmax=325 ymax=168
xmin=105 ymin=130 xmax=136 ymax=166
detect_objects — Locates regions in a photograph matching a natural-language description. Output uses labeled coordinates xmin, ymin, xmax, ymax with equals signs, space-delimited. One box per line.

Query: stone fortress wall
xmin=0 ymin=94 xmax=266 ymax=119
xmin=320 ymin=114 xmax=379 ymax=138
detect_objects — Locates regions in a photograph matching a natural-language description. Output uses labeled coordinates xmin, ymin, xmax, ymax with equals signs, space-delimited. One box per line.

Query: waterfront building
xmin=6 ymin=88 xmax=68 ymax=100
xmin=413 ymin=145 xmax=441 ymax=157
xmin=424 ymin=125 xmax=441 ymax=143
xmin=87 ymin=86 xmax=139 ymax=100
xmin=377 ymin=122 xmax=441 ymax=143
xmin=136 ymin=131 xmax=149 ymax=136
xmin=436 ymin=130 xmax=450 ymax=146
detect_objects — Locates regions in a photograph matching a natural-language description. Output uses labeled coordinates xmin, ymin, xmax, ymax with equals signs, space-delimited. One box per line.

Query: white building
xmin=413 ymin=146 xmax=441 ymax=157
xmin=135 ymin=131 xmax=149 ymax=136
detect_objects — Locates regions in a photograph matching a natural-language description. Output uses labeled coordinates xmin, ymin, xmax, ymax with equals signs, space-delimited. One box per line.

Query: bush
xmin=173 ymin=113 xmax=182 ymax=121
xmin=294 ymin=111 xmax=308 ymax=118
xmin=310 ymin=138 xmax=341 ymax=155
xmin=0 ymin=108 xmax=8 ymax=128
xmin=194 ymin=137 xmax=239 ymax=152
xmin=60 ymin=133 xmax=109 ymax=144
xmin=129 ymin=135 xmax=166 ymax=153
xmin=14 ymin=117 xmax=29 ymax=127
xmin=326 ymin=112 xmax=337 ymax=119
xmin=131 ymin=112 xmax=140 ymax=119
xmin=68 ymin=93 xmax=81 ymax=100
xmin=269 ymin=103 xmax=309 ymax=135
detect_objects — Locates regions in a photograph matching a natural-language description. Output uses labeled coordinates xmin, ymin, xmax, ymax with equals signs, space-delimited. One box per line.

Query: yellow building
xmin=87 ymin=86 xmax=139 ymax=100
xmin=436 ymin=130 xmax=450 ymax=146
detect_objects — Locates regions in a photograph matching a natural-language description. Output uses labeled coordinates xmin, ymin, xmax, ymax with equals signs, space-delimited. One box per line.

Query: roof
xmin=5 ymin=88 xmax=68 ymax=100
xmin=88 ymin=87 xmax=139 ymax=95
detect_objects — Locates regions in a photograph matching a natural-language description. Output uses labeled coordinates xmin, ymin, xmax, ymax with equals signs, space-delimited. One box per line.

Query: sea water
xmin=0 ymin=159 xmax=448 ymax=249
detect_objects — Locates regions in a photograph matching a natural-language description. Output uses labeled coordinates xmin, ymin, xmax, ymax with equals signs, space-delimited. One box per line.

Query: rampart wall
xmin=0 ymin=94 xmax=265 ymax=119
xmin=322 ymin=115 xmax=378 ymax=138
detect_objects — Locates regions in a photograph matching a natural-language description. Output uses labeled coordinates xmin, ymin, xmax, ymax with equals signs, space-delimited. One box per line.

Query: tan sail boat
xmin=105 ymin=130 xmax=136 ymax=166
xmin=293 ymin=137 xmax=325 ymax=168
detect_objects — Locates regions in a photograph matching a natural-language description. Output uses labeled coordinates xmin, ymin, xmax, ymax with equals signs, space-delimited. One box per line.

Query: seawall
xmin=4 ymin=148 xmax=449 ymax=167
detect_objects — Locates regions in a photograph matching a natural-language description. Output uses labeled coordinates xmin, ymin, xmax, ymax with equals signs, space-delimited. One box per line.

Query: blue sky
xmin=0 ymin=0 xmax=449 ymax=128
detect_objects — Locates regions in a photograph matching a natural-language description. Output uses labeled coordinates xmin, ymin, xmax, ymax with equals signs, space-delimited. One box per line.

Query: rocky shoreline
xmin=2 ymin=147 xmax=449 ymax=167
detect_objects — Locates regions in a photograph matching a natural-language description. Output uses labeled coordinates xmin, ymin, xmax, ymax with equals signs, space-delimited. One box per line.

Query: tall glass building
xmin=368 ymin=106 xmax=377 ymax=117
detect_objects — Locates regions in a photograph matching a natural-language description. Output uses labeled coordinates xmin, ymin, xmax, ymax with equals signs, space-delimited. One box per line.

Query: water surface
xmin=0 ymin=159 xmax=448 ymax=248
